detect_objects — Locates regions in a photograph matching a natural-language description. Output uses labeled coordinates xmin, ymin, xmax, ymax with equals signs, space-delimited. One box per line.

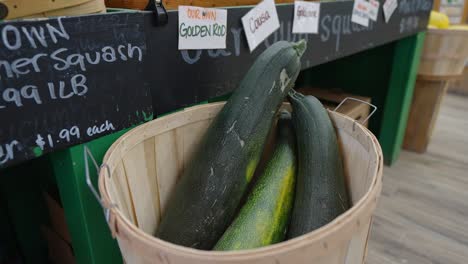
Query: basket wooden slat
xmin=163 ymin=0 xmax=295 ymax=9
xmin=19 ymin=0 xmax=106 ymax=19
xmin=418 ymin=28 xmax=468 ymax=77
xmin=105 ymin=0 xmax=297 ymax=10
xmin=1 ymin=0 xmax=105 ymax=19
xmin=98 ymin=102 xmax=383 ymax=264
xmin=1 ymin=0 xmax=91 ymax=18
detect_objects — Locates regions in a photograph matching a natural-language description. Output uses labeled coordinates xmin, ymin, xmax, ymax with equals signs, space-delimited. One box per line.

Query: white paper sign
xmin=368 ymin=0 xmax=380 ymax=21
xmin=242 ymin=0 xmax=280 ymax=52
xmin=352 ymin=0 xmax=370 ymax=27
xmin=178 ymin=6 xmax=227 ymax=50
xmin=293 ymin=1 xmax=320 ymax=34
xmin=383 ymin=0 xmax=398 ymax=23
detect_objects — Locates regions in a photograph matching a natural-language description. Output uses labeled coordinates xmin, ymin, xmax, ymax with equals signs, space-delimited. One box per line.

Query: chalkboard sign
xmin=146 ymin=0 xmax=431 ymax=114
xmin=0 ymin=0 xmax=431 ymax=168
xmin=0 ymin=13 xmax=153 ymax=168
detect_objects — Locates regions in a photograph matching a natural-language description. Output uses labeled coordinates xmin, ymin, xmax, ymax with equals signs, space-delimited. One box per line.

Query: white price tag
xmin=368 ymin=0 xmax=380 ymax=21
xmin=352 ymin=0 xmax=371 ymax=27
xmin=178 ymin=6 xmax=228 ymax=50
xmin=383 ymin=0 xmax=398 ymax=23
xmin=241 ymin=0 xmax=280 ymax=52
xmin=292 ymin=1 xmax=321 ymax=34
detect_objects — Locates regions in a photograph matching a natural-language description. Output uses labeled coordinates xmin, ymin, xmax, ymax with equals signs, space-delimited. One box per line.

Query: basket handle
xmin=83 ymin=145 xmax=116 ymax=223
xmin=333 ymin=97 xmax=377 ymax=125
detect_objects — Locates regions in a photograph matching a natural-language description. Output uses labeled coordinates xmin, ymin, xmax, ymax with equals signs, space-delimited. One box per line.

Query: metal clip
xmin=146 ymin=0 xmax=168 ymax=26
xmin=334 ymin=97 xmax=377 ymax=125
xmin=83 ymin=145 xmax=116 ymax=222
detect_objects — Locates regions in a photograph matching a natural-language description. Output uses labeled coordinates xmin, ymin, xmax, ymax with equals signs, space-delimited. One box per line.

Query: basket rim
xmin=98 ymin=102 xmax=384 ymax=260
xmin=427 ymin=28 xmax=468 ymax=36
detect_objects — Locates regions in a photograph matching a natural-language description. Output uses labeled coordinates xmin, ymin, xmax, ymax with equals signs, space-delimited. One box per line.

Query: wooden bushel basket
xmin=98 ymin=102 xmax=383 ymax=264
xmin=418 ymin=28 xmax=468 ymax=78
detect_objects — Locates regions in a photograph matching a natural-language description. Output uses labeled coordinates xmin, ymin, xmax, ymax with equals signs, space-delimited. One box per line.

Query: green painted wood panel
xmin=50 ymin=130 xmax=129 ymax=264
xmin=379 ymin=32 xmax=426 ymax=165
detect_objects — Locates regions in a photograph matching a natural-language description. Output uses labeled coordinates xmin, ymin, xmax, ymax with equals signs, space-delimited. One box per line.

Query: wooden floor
xmin=367 ymin=93 xmax=468 ymax=264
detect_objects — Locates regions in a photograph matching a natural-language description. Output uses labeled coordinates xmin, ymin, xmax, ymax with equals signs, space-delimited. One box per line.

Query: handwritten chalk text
xmin=0 ymin=43 xmax=142 ymax=80
xmin=1 ymin=18 xmax=69 ymax=51
xmin=0 ymin=140 xmax=19 ymax=165
xmin=87 ymin=120 xmax=115 ymax=137
xmin=0 ymin=74 xmax=89 ymax=109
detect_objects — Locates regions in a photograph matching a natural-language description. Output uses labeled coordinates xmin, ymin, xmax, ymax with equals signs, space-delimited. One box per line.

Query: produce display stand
xmin=404 ymin=27 xmax=468 ymax=153
xmin=0 ymin=1 xmax=431 ymax=263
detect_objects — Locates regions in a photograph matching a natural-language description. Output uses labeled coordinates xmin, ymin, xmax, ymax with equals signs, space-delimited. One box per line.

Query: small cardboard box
xmin=41 ymin=226 xmax=75 ymax=264
xmin=297 ymin=87 xmax=372 ymax=127
xmin=43 ymin=191 xmax=72 ymax=244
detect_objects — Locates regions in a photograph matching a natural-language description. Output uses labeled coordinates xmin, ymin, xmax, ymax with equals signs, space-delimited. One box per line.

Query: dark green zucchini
xmin=156 ymin=40 xmax=307 ymax=249
xmin=213 ymin=111 xmax=296 ymax=251
xmin=287 ymin=93 xmax=350 ymax=239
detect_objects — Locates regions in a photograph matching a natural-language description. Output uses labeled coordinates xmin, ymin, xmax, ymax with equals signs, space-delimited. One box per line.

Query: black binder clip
xmin=146 ymin=0 xmax=168 ymax=26
xmin=0 ymin=2 xmax=8 ymax=20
